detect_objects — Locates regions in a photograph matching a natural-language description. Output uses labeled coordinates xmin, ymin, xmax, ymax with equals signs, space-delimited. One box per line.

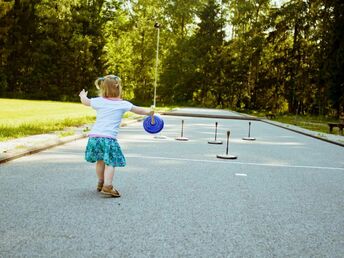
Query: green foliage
xmin=0 ymin=0 xmax=110 ymax=101
xmin=0 ymin=0 xmax=343 ymax=116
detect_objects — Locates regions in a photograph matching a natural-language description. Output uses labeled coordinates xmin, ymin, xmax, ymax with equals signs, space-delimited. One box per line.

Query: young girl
xmin=79 ymin=75 xmax=153 ymax=197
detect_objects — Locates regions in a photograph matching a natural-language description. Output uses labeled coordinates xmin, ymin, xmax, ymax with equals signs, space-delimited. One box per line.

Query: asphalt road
xmin=1 ymin=109 xmax=344 ymax=257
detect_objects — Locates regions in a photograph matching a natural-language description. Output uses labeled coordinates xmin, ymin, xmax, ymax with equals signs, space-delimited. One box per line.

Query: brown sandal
xmin=97 ymin=181 xmax=104 ymax=192
xmin=101 ymin=185 xmax=121 ymax=198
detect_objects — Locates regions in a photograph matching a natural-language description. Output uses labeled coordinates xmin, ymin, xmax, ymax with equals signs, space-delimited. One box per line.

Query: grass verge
xmin=0 ymin=98 xmax=97 ymax=141
xmin=272 ymin=115 xmax=342 ymax=135
xmin=245 ymin=110 xmax=342 ymax=135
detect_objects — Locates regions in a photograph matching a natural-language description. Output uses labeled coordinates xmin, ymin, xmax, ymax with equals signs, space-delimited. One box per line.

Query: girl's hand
xmin=79 ymin=89 xmax=88 ymax=98
xmin=149 ymin=110 xmax=154 ymax=117
xmin=79 ymin=89 xmax=91 ymax=106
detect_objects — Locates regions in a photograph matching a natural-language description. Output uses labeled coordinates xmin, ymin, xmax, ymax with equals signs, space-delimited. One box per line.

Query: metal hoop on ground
xmin=217 ymin=130 xmax=237 ymax=159
xmin=176 ymin=120 xmax=189 ymax=141
xmin=208 ymin=122 xmax=223 ymax=144
xmin=242 ymin=121 xmax=256 ymax=141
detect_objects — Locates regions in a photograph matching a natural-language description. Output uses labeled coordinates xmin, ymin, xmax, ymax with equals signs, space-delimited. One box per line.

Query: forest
xmin=0 ymin=0 xmax=343 ymax=116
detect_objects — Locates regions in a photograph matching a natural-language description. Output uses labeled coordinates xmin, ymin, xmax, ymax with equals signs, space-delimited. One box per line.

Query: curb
xmin=0 ymin=133 xmax=87 ymax=164
xmin=160 ymin=111 xmax=259 ymax=120
xmin=0 ymin=118 xmax=143 ymax=165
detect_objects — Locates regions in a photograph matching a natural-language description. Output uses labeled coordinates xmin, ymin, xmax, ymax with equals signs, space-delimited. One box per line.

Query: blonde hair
xmin=94 ymin=75 xmax=122 ymax=98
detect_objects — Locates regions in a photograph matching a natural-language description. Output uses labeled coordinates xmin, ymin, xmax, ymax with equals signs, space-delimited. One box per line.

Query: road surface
xmin=1 ymin=109 xmax=343 ymax=257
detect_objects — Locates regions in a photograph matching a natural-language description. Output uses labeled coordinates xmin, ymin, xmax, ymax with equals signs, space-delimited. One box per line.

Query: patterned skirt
xmin=85 ymin=137 xmax=126 ymax=167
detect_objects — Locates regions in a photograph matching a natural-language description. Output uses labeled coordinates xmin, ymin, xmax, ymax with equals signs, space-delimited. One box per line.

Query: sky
xmin=273 ymin=0 xmax=288 ymax=8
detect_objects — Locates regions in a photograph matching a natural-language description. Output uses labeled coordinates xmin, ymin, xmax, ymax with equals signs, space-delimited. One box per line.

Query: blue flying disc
xmin=143 ymin=115 xmax=164 ymax=134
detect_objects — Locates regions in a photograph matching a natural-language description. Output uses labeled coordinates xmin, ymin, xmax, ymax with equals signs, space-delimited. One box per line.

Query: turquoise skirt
xmin=85 ymin=137 xmax=126 ymax=167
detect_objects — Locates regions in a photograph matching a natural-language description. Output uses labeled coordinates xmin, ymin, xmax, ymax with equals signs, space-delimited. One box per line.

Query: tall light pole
xmin=153 ymin=22 xmax=160 ymax=108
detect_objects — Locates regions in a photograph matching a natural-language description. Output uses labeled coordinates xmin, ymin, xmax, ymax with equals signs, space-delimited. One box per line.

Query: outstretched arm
xmin=79 ymin=89 xmax=91 ymax=106
xmin=131 ymin=106 xmax=154 ymax=116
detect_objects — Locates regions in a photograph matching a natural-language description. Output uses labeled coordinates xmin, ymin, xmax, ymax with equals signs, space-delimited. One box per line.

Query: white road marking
xmin=126 ymin=154 xmax=344 ymax=171
xmin=235 ymin=173 xmax=247 ymax=176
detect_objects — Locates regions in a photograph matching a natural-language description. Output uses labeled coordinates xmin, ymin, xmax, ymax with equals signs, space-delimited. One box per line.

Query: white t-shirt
xmin=89 ymin=97 xmax=134 ymax=139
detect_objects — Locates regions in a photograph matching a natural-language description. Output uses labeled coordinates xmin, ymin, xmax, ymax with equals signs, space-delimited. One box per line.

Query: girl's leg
xmin=96 ymin=160 xmax=105 ymax=191
xmin=96 ymin=160 xmax=105 ymax=181
xmin=104 ymin=165 xmax=115 ymax=186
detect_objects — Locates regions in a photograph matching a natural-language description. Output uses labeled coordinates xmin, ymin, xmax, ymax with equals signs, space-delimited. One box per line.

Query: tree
xmin=0 ymin=0 xmax=15 ymax=94
xmin=322 ymin=0 xmax=344 ymax=115
xmin=0 ymin=0 xmax=342 ymax=117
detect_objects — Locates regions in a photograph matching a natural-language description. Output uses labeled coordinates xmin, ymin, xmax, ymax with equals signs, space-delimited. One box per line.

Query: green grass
xmin=239 ymin=110 xmax=343 ymax=135
xmin=257 ymin=112 xmax=340 ymax=135
xmin=59 ymin=130 xmax=76 ymax=138
xmin=272 ymin=114 xmax=341 ymax=135
xmin=0 ymin=98 xmax=97 ymax=141
xmin=0 ymin=98 xmax=174 ymax=141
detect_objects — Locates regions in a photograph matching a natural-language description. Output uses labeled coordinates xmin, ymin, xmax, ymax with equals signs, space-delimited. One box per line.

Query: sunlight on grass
xmin=59 ymin=130 xmax=76 ymax=138
xmin=0 ymin=98 xmax=96 ymax=125
xmin=0 ymin=98 xmax=96 ymax=141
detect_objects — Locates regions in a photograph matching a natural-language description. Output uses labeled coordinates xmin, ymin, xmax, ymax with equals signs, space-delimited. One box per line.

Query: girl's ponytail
xmin=94 ymin=77 xmax=104 ymax=89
